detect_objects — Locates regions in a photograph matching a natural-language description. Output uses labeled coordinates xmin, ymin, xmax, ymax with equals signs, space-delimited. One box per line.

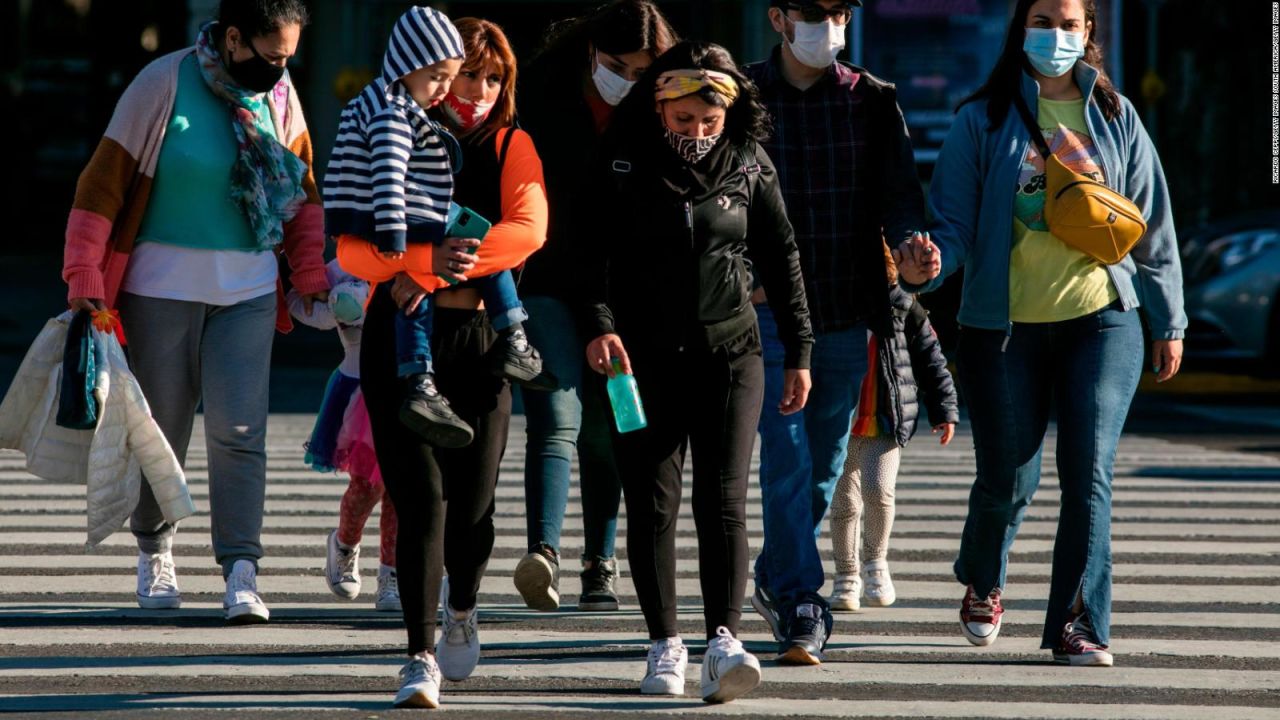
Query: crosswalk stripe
xmin=1 ymin=415 xmax=1277 ymax=717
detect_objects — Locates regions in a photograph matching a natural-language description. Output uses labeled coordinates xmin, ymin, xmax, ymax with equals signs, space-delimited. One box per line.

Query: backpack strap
xmin=1011 ymin=93 xmax=1053 ymax=161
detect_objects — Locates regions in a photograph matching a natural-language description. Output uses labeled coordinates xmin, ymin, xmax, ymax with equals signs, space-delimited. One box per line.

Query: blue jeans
xmin=395 ymin=269 xmax=526 ymax=377
xmin=519 ymin=294 xmax=620 ymax=560
xmin=754 ymin=303 xmax=867 ymax=615
xmin=954 ymin=302 xmax=1142 ymax=649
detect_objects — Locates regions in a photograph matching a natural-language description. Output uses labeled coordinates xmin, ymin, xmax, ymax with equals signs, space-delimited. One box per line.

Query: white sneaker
xmin=436 ymin=603 xmax=481 ymax=681
xmin=223 ymin=559 xmax=269 ymax=624
xmin=324 ymin=529 xmax=361 ymax=599
xmin=862 ymin=560 xmax=896 ymax=607
xmin=136 ymin=551 xmax=181 ymax=609
xmin=701 ymin=626 xmax=761 ymax=704
xmin=375 ymin=565 xmax=401 ymax=612
xmin=393 ymin=653 xmax=442 ymax=709
xmin=829 ymin=572 xmax=861 ymax=612
xmin=640 ymin=636 xmax=687 ymax=696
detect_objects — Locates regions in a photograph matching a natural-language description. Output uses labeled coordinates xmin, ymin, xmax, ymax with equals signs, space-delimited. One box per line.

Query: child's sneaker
xmin=375 ymin=565 xmax=401 ymax=612
xmin=701 ymin=626 xmax=761 ymax=703
xmin=136 ymin=550 xmax=181 ymax=609
xmin=393 ymin=653 xmax=442 ymax=709
xmin=1053 ymin=612 xmax=1114 ymax=667
xmin=640 ymin=636 xmax=687 ymax=696
xmin=861 ymin=559 xmax=896 ymax=607
xmin=959 ymin=584 xmax=1003 ymax=646
xmin=829 ymin=572 xmax=860 ymax=612
xmin=324 ymin=530 xmax=361 ymax=599
xmin=486 ymin=329 xmax=557 ymax=391
xmin=399 ymin=373 xmax=474 ymax=448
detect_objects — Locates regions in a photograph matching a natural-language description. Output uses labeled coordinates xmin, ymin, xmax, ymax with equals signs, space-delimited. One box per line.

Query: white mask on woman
xmin=787 ymin=18 xmax=846 ymax=69
xmin=592 ymin=51 xmax=635 ymax=106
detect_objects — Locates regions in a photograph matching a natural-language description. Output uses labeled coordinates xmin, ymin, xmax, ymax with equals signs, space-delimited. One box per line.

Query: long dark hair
xmin=607 ymin=41 xmax=769 ymax=149
xmin=532 ymin=0 xmax=678 ymax=71
xmin=958 ymin=0 xmax=1121 ymax=129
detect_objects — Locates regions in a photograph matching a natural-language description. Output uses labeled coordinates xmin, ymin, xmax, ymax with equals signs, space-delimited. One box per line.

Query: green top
xmin=137 ymin=54 xmax=277 ymax=251
xmin=1008 ymin=97 xmax=1118 ymax=323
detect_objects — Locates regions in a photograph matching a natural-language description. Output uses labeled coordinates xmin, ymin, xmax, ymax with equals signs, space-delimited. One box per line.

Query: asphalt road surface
xmin=1 ymin=413 xmax=1278 ymax=719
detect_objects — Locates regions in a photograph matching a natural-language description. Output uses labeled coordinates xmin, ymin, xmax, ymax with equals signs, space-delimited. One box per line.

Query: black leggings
xmin=361 ymin=285 xmax=511 ymax=655
xmin=613 ymin=327 xmax=764 ymax=640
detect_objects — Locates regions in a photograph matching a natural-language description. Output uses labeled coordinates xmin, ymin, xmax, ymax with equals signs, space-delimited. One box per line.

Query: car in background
xmin=1181 ymin=211 xmax=1280 ymax=372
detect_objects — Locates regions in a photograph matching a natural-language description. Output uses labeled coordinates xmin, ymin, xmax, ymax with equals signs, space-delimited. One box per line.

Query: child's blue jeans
xmin=395 ymin=269 xmax=527 ymax=377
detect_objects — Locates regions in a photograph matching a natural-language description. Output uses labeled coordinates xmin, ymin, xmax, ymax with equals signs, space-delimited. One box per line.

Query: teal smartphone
xmin=444 ymin=204 xmax=492 ymax=285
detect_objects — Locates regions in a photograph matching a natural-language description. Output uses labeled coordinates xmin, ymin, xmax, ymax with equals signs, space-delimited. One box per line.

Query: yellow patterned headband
xmin=654 ymin=69 xmax=740 ymax=105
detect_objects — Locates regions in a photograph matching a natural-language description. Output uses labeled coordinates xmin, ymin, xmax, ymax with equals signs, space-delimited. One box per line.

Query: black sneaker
xmin=487 ymin=330 xmax=558 ymax=391
xmin=513 ymin=543 xmax=560 ymax=611
xmin=750 ymin=585 xmax=784 ymax=642
xmin=777 ymin=602 xmax=832 ymax=666
xmin=578 ymin=556 xmax=620 ymax=611
xmin=399 ymin=373 xmax=474 ymax=448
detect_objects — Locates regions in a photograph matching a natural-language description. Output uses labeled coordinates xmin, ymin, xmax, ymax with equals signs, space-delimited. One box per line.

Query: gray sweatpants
xmin=829 ymin=434 xmax=902 ymax=575
xmin=118 ymin=291 xmax=276 ymax=578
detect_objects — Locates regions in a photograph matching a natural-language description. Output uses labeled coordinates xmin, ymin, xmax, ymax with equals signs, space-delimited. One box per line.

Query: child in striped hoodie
xmin=325 ymin=6 xmax=552 ymax=449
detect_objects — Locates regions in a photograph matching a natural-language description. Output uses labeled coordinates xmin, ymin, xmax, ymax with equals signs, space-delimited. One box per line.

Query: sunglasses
xmin=785 ymin=3 xmax=854 ymax=25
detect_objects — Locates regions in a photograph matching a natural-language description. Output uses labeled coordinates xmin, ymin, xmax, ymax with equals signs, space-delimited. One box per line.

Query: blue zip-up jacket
xmin=323 ymin=7 xmax=464 ymax=254
xmin=906 ymin=63 xmax=1186 ymax=340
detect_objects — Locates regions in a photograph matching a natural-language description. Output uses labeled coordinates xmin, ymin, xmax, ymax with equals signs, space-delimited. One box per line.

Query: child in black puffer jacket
xmin=828 ymin=250 xmax=959 ymax=612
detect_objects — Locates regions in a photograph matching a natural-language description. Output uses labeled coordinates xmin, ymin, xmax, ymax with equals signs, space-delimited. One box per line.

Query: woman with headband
xmin=580 ymin=41 xmax=814 ymax=703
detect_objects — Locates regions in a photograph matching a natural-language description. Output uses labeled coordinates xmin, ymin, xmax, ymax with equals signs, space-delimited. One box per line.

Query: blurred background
xmin=2 ymin=0 xmax=1278 ymax=417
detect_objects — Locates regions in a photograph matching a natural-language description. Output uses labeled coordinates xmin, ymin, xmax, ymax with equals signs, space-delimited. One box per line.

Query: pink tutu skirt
xmin=333 ymin=389 xmax=383 ymax=489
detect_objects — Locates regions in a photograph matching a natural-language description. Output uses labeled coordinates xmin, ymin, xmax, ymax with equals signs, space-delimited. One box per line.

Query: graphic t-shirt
xmin=1009 ymin=97 xmax=1118 ymax=323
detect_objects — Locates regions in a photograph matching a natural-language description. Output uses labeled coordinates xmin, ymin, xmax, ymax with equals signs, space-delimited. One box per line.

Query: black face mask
xmin=227 ymin=35 xmax=286 ymax=93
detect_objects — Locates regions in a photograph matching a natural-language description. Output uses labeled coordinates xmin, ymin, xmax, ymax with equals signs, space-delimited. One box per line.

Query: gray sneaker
xmin=436 ymin=603 xmax=481 ymax=681
xmin=394 ymin=653 xmax=442 ymax=708
xmin=577 ymin=556 xmax=620 ymax=611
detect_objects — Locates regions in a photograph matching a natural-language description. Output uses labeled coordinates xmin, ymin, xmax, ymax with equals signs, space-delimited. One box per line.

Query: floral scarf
xmin=195 ymin=22 xmax=306 ymax=250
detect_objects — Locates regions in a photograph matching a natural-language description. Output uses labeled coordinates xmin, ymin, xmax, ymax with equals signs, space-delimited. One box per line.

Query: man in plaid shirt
xmin=743 ymin=0 xmax=925 ymax=666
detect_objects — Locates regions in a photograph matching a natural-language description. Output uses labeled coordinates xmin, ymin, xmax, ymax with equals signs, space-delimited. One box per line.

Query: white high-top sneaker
xmin=375 ymin=565 xmax=401 ymax=612
xmin=136 ymin=551 xmax=181 ymax=610
xmin=223 ymin=559 xmax=269 ymax=624
xmin=394 ymin=653 xmax=442 ymax=709
xmin=640 ymin=636 xmax=687 ymax=696
xmin=701 ymin=626 xmax=761 ymax=703
xmin=862 ymin=559 xmax=897 ymax=607
xmin=829 ymin=572 xmax=861 ymax=612
xmin=436 ymin=603 xmax=481 ymax=681
xmin=324 ymin=529 xmax=361 ymax=599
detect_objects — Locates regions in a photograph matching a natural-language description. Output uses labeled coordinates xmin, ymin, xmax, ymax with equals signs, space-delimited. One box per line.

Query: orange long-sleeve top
xmin=337 ymin=127 xmax=548 ymax=291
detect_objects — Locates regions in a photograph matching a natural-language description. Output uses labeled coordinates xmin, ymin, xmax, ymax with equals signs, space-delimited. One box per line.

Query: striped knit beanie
xmin=381 ymin=6 xmax=465 ymax=84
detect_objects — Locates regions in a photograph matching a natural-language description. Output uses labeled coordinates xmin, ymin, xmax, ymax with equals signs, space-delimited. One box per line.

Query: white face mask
xmin=591 ymin=50 xmax=635 ymax=106
xmin=786 ymin=18 xmax=846 ymax=69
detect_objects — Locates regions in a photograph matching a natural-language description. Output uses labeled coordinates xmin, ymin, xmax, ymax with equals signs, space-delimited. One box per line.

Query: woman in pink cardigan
xmin=61 ymin=0 xmax=329 ymax=624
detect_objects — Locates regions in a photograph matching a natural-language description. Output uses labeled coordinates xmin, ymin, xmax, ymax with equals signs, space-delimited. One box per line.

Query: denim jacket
xmin=905 ymin=63 xmax=1186 ymax=340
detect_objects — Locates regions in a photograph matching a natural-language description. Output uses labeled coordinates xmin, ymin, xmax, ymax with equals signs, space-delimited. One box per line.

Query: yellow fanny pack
xmin=1013 ymin=95 xmax=1146 ymax=265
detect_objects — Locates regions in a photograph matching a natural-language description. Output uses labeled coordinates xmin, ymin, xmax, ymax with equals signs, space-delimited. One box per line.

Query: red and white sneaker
xmin=1053 ymin=612 xmax=1113 ymax=667
xmin=959 ymin=585 xmax=1003 ymax=646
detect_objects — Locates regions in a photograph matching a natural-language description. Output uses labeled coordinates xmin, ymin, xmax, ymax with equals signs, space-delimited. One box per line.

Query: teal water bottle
xmin=606 ymin=357 xmax=647 ymax=433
